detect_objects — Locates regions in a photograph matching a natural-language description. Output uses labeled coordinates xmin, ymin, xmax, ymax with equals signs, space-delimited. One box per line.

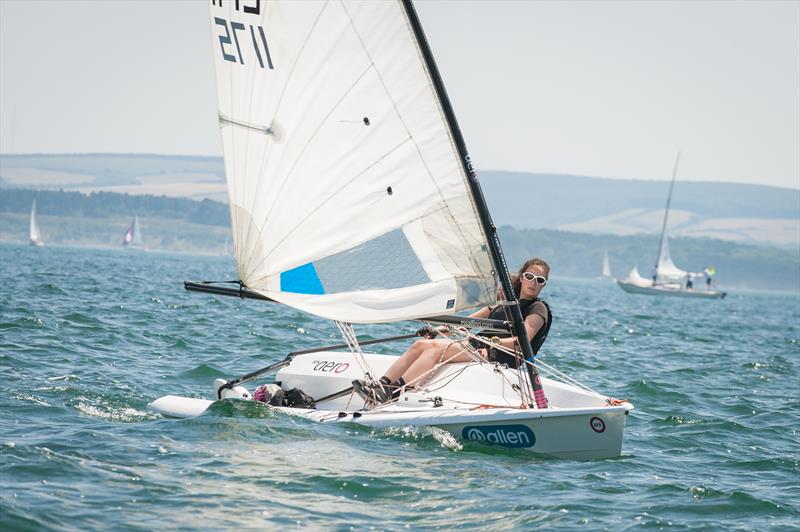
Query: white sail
xmin=29 ymin=200 xmax=43 ymax=246
xmin=131 ymin=216 xmax=143 ymax=246
xmin=601 ymin=251 xmax=611 ymax=277
xmin=209 ymin=1 xmax=495 ymax=323
xmin=652 ymin=153 xmax=689 ymax=283
xmin=122 ymin=216 xmax=143 ymax=247
xmin=655 ymin=234 xmax=686 ymax=281
xmin=624 ymin=265 xmax=651 ymax=287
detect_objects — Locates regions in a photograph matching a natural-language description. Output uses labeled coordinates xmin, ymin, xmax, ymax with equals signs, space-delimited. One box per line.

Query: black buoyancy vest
xmin=487 ymin=298 xmax=552 ymax=358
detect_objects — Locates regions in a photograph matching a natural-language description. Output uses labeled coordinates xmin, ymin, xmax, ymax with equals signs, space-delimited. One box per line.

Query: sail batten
xmin=211 ymin=0 xmax=495 ymax=323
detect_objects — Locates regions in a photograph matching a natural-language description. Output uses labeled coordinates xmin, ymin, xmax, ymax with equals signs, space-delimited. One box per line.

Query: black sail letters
xmin=212 ymin=1 xmax=272 ymax=68
xmin=211 ymin=0 xmax=260 ymax=15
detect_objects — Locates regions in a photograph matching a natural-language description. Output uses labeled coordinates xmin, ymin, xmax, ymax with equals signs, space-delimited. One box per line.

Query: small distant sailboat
xmin=601 ymin=251 xmax=611 ymax=278
xmin=617 ymin=153 xmax=725 ymax=299
xmin=29 ymin=200 xmax=44 ymax=246
xmin=122 ymin=216 xmax=144 ymax=248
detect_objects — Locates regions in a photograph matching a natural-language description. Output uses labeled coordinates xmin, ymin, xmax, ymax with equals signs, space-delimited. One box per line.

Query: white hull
xmin=616 ymin=280 xmax=726 ymax=299
xmin=150 ymin=352 xmax=632 ymax=459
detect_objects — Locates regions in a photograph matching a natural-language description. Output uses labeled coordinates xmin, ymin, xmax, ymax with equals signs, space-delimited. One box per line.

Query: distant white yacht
xmin=616 ymin=153 xmax=725 ymax=299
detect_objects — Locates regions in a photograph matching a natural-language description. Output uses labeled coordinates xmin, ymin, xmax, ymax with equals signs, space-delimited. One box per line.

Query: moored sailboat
xmin=149 ymin=0 xmax=633 ymax=459
xmin=29 ymin=200 xmax=44 ymax=246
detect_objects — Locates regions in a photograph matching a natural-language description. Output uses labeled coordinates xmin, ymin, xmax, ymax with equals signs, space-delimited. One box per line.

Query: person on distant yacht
xmin=353 ymin=258 xmax=552 ymax=405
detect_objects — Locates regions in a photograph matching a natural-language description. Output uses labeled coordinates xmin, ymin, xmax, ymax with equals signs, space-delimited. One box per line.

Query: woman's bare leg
xmin=382 ymin=339 xmax=437 ymax=382
xmin=402 ymin=341 xmax=484 ymax=387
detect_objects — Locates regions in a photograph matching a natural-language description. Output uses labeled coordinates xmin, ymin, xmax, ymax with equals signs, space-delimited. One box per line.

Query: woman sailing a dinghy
xmin=354 ymin=258 xmax=552 ymax=404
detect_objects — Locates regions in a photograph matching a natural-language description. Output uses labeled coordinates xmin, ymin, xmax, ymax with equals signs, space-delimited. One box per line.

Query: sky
xmin=0 ymin=0 xmax=798 ymax=189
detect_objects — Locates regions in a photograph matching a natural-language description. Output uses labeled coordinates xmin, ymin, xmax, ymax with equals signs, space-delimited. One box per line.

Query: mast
xmin=654 ymin=152 xmax=680 ymax=275
xmin=401 ymin=0 xmax=547 ymax=408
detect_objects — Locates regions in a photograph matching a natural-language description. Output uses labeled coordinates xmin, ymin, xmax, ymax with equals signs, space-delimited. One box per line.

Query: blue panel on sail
xmin=313 ymin=229 xmax=429 ymax=292
xmin=280 ymin=263 xmax=325 ymax=295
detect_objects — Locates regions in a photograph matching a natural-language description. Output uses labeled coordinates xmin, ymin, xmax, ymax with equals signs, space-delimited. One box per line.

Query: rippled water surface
xmin=1 ymin=243 xmax=798 ymax=530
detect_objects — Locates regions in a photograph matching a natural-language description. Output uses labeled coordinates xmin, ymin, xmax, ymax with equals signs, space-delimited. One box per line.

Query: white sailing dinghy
xmin=149 ymin=0 xmax=633 ymax=459
xmin=29 ymin=200 xmax=43 ymax=246
xmin=617 ymin=154 xmax=725 ymax=299
xmin=121 ymin=215 xmax=144 ymax=249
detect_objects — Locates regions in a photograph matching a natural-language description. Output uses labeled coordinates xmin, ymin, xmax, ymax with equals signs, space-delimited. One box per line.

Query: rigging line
xmin=403 ymin=334 xmax=492 ymax=393
xmin=340 ymin=1 xmax=481 ymax=265
xmin=246 ymin=137 xmax=414 ymax=281
xmin=453 ymin=335 xmax=529 ymax=395
xmin=423 ymin=362 xmax=477 ymax=392
xmin=240 ymin=1 xmax=332 ymax=278
xmin=335 ymin=321 xmax=373 ymax=379
xmin=532 ymin=359 xmax=606 ymax=399
xmin=415 ymin=354 xmax=523 ymax=405
xmin=242 ymin=64 xmax=378 ymax=281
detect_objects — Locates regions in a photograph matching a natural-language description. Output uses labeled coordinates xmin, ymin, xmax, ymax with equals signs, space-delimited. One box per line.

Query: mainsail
xmin=602 ymin=251 xmax=611 ymax=277
xmin=655 ymin=234 xmax=686 ymax=281
xmin=29 ymin=200 xmax=43 ymax=246
xmin=209 ymin=0 xmax=495 ymax=323
xmin=654 ymin=153 xmax=687 ymax=283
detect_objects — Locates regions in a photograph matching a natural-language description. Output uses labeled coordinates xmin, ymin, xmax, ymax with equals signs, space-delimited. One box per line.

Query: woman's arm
xmin=491 ymin=313 xmax=545 ymax=351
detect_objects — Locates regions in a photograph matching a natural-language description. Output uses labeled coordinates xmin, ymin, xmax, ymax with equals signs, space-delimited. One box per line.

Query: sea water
xmin=1 ymin=243 xmax=798 ymax=529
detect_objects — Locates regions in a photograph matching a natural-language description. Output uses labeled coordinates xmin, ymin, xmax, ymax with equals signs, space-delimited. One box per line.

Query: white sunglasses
xmin=522 ymin=272 xmax=547 ymax=285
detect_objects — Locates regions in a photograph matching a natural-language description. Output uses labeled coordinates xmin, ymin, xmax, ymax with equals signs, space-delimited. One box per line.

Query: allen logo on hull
xmin=461 ymin=425 xmax=535 ymax=448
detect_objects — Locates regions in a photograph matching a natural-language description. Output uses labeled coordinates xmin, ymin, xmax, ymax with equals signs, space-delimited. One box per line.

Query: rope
xmin=406 ymin=327 xmax=527 ymax=406
xmin=529 ymin=358 xmax=606 ymax=400
xmin=334 ymin=321 xmax=374 ymax=382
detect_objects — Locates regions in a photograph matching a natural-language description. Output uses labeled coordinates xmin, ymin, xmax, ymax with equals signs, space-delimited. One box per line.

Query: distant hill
xmin=0 ymin=188 xmax=229 ymax=226
xmin=1 ymin=153 xmax=798 ymax=247
xmin=0 ymin=153 xmax=227 ymax=202
xmin=480 ymin=171 xmax=799 ymax=248
xmin=1 ymin=188 xmax=797 ymax=291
